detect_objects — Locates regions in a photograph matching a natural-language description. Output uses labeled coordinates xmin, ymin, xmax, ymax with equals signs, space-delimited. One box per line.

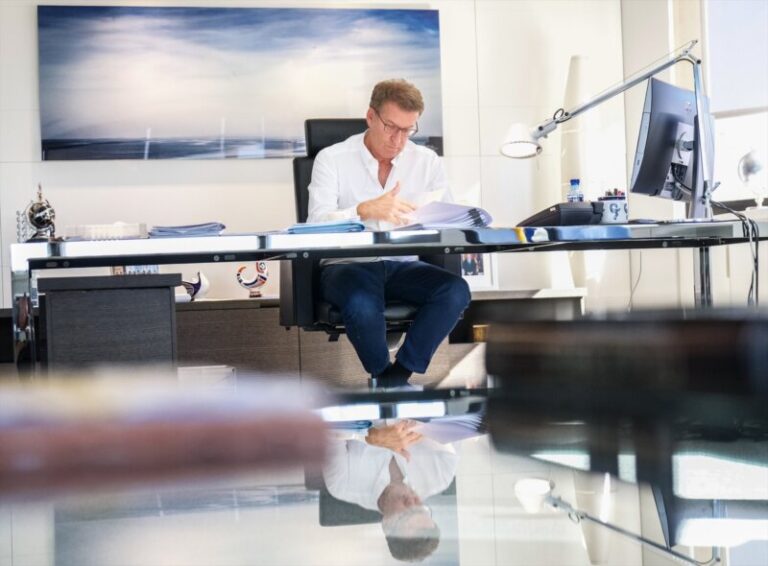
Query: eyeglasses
xmin=373 ymin=108 xmax=419 ymax=138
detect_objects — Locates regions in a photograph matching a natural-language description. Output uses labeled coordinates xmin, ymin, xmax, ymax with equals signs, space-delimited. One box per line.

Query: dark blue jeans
xmin=320 ymin=260 xmax=471 ymax=376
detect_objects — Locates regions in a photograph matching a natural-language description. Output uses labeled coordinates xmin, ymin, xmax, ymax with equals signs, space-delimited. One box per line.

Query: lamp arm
xmin=546 ymin=495 xmax=721 ymax=566
xmin=530 ymin=39 xmax=714 ymax=219
xmin=532 ymin=40 xmax=699 ymax=139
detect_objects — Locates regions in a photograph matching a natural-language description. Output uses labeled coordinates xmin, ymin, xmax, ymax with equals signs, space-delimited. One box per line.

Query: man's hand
xmin=366 ymin=420 xmax=423 ymax=461
xmin=356 ymin=182 xmax=416 ymax=225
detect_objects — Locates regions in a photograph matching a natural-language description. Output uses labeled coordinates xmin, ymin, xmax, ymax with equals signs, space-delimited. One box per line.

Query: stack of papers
xmin=400 ymin=201 xmax=493 ymax=230
xmin=286 ymin=218 xmax=365 ymax=234
xmin=149 ymin=222 xmax=226 ymax=238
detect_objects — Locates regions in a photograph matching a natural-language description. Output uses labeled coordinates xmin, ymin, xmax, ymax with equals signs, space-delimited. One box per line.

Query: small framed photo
xmin=460 ymin=253 xmax=497 ymax=290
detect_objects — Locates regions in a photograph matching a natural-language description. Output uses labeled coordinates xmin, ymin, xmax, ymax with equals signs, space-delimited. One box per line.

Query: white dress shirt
xmin=307 ymin=132 xmax=451 ymax=229
xmin=323 ymin=432 xmax=458 ymax=512
xmin=307 ymin=132 xmax=451 ymax=264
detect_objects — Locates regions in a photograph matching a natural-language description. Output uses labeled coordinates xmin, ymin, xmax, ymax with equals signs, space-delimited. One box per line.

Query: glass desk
xmin=10 ymin=219 xmax=768 ymax=367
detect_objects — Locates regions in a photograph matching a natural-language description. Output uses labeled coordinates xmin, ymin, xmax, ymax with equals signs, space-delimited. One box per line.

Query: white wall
xmin=5 ymin=0 xmax=725 ymax=313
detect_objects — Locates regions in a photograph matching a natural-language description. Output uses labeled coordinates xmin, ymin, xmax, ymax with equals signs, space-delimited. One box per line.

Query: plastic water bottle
xmin=567 ymin=178 xmax=583 ymax=202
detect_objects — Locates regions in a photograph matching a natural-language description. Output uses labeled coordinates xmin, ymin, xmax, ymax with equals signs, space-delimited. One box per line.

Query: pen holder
xmin=598 ymin=196 xmax=628 ymax=224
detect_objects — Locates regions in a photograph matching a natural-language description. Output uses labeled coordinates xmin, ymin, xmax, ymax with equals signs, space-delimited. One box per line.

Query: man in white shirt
xmin=307 ymin=79 xmax=471 ymax=386
xmin=323 ymin=420 xmax=458 ymax=561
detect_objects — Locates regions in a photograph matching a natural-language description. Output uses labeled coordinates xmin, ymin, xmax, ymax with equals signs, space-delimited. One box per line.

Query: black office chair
xmin=305 ymin=466 xmax=456 ymax=527
xmin=279 ymin=119 xmax=460 ymax=342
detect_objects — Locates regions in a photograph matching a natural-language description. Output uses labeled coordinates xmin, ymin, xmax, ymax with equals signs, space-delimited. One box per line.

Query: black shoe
xmin=376 ymin=361 xmax=413 ymax=388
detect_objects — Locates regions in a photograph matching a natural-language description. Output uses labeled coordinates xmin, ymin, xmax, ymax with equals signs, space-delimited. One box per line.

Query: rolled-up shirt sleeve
xmin=307 ymin=149 xmax=359 ymax=223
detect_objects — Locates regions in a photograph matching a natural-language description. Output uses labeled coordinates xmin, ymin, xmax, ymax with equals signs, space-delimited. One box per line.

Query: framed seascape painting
xmin=37 ymin=6 xmax=442 ymax=161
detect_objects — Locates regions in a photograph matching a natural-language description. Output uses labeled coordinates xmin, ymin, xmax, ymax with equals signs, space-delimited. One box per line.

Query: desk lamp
xmin=513 ymin=477 xmax=722 ymax=566
xmin=501 ymin=40 xmax=714 ymax=220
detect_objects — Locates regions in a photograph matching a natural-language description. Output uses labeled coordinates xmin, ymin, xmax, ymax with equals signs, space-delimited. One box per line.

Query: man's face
xmin=381 ymin=483 xmax=436 ymax=535
xmin=365 ymin=101 xmax=420 ymax=161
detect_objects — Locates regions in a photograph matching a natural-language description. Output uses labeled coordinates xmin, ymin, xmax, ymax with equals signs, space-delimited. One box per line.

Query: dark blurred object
xmin=0 ymin=376 xmax=327 ymax=498
xmin=0 ymin=308 xmax=14 ymax=364
xmin=486 ymin=309 xmax=768 ymax=546
xmin=487 ymin=309 xmax=768 ymax=401
xmin=487 ymin=310 xmax=768 ymax=462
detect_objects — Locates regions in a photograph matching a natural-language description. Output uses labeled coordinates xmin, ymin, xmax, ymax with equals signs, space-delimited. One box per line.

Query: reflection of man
xmin=323 ymin=420 xmax=458 ymax=562
xmin=308 ymin=79 xmax=471 ymax=386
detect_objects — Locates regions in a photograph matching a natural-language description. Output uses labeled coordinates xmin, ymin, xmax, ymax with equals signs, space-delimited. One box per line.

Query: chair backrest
xmin=293 ymin=118 xmax=368 ymax=223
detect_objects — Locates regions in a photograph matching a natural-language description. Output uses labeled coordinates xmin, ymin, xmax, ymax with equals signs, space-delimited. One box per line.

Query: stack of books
xmin=400 ymin=201 xmax=493 ymax=230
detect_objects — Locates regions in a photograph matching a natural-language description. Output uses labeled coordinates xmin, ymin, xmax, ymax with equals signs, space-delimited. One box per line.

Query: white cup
xmin=514 ymin=478 xmax=554 ymax=513
xmin=599 ymin=197 xmax=628 ymax=224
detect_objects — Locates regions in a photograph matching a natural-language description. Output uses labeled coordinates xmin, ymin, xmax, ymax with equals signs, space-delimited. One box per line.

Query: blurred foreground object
xmin=0 ymin=372 xmax=327 ymax=498
xmin=487 ymin=310 xmax=768 ymax=547
xmin=487 ymin=309 xmax=768 ymax=466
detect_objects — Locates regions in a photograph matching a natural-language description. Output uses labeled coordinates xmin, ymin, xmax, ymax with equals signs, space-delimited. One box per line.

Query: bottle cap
xmin=570 ymin=178 xmax=580 ymax=185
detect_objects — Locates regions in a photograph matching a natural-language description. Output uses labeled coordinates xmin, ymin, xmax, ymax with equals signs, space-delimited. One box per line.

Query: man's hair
xmin=384 ymin=526 xmax=441 ymax=562
xmin=369 ymin=79 xmax=424 ymax=115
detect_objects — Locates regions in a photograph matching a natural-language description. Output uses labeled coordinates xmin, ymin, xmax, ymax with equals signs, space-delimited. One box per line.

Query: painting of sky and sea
xmin=37 ymin=6 xmax=442 ymax=161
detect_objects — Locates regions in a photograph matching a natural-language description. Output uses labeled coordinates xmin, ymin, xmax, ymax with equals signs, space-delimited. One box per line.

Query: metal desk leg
xmin=693 ymin=246 xmax=713 ymax=308
xmin=12 ymin=268 xmax=37 ymax=371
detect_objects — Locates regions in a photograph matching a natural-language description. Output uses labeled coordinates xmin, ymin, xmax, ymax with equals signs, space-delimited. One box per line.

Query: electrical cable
xmin=672 ymin=169 xmax=760 ymax=307
xmin=627 ymin=250 xmax=643 ymax=312
xmin=711 ymin=199 xmax=760 ymax=307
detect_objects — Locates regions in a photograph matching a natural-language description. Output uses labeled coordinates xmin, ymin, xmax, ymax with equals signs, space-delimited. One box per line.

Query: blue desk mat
xmin=535 ymin=225 xmax=632 ymax=241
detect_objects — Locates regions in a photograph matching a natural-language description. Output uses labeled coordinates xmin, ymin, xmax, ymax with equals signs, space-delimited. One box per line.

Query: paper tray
xmin=544 ymin=225 xmax=632 ymax=241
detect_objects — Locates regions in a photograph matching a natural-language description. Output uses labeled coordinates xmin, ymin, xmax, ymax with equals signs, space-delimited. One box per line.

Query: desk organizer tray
xmin=462 ymin=228 xmax=525 ymax=244
xmin=544 ymin=225 xmax=632 ymax=241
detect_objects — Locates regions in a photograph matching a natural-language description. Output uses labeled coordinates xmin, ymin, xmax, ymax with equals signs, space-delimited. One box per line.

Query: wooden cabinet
xmin=176 ymin=299 xmax=300 ymax=379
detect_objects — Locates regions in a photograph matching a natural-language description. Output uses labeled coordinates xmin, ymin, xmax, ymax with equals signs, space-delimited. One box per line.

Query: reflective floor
xmin=5 ymin=432 xmax=765 ymax=566
xmin=2 ymin=338 xmax=767 ymax=566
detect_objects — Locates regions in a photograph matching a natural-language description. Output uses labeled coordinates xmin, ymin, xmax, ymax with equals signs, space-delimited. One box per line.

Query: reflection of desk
xmin=10 ymin=221 xmax=766 ymax=365
xmin=2 ymin=377 xmax=765 ymax=564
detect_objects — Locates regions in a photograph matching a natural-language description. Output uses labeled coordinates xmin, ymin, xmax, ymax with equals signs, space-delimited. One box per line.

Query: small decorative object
xmin=237 ymin=262 xmax=269 ymax=298
xmin=182 ymin=271 xmax=210 ymax=301
xmin=21 ymin=184 xmax=57 ymax=241
xmin=111 ymin=265 xmax=160 ymax=276
xmin=16 ymin=210 xmax=31 ymax=243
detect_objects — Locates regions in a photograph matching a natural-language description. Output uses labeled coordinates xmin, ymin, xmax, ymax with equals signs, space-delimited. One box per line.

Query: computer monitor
xmin=630 ymin=78 xmax=714 ymax=210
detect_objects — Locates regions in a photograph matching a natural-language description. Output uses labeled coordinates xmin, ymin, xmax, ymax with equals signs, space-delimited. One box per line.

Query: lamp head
xmin=500 ymin=119 xmax=558 ymax=159
xmin=500 ymin=123 xmax=542 ymax=159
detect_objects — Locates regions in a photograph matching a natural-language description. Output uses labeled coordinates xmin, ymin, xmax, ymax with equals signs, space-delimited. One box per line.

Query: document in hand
xmin=286 ymin=218 xmax=366 ymax=234
xmin=401 ymin=201 xmax=493 ymax=229
xmin=413 ymin=413 xmax=486 ymax=444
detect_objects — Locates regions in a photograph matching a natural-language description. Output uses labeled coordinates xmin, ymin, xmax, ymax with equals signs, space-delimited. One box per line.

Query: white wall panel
xmin=5 ymin=0 xmax=744 ymax=313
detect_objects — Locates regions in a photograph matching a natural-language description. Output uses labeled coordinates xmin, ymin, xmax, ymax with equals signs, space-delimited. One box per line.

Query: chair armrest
xmin=279 ymin=259 xmax=316 ymax=327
